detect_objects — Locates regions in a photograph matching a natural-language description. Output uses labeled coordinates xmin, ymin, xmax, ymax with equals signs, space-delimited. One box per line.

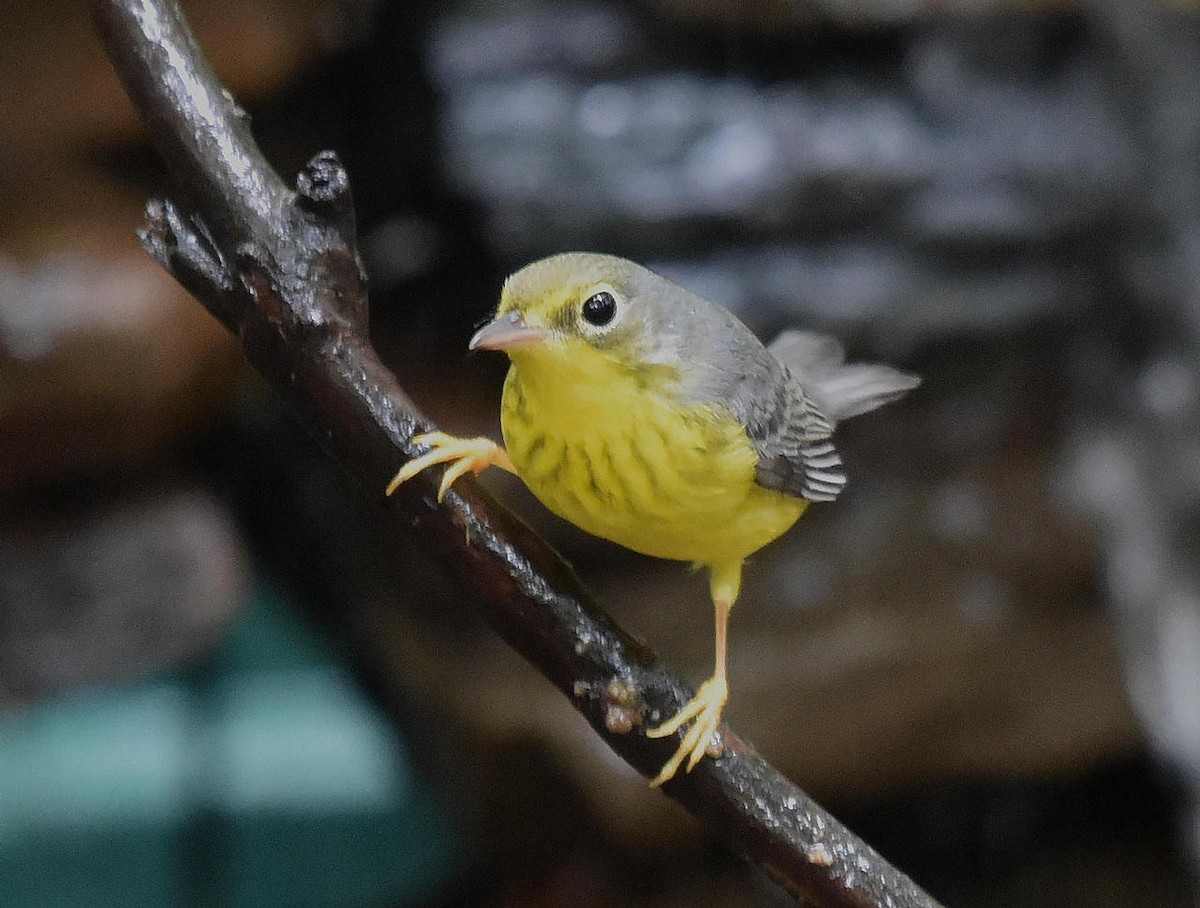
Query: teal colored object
xmin=0 ymin=584 xmax=461 ymax=908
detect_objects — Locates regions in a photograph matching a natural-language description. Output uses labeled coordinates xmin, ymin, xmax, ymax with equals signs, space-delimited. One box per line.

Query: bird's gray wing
xmin=741 ymin=367 xmax=846 ymax=503
xmin=676 ymin=307 xmax=846 ymax=502
xmin=752 ymin=329 xmax=921 ymax=500
xmin=646 ymin=279 xmax=849 ymax=503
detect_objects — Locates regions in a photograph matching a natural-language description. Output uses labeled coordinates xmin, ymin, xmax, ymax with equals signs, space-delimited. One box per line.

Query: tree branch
xmin=88 ymin=1 xmax=945 ymax=905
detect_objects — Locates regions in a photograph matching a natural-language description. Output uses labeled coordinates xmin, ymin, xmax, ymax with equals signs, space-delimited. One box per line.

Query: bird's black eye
xmin=581 ymin=291 xmax=617 ymax=327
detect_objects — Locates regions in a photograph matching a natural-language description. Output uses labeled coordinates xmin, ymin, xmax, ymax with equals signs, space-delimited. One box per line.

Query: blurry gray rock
xmin=0 ymin=486 xmax=249 ymax=706
xmin=428 ymin=3 xmax=1136 ymax=347
xmin=648 ymin=0 xmax=1073 ymax=30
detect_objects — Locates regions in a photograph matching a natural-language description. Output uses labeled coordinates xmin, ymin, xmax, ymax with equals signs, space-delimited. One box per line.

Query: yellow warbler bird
xmin=388 ymin=252 xmax=919 ymax=786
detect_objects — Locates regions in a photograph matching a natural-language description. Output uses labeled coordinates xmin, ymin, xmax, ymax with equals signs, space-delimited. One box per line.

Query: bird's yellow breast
xmin=499 ymin=350 xmax=806 ymax=566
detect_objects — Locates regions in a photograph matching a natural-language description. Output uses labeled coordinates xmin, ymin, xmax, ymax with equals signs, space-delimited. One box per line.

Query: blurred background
xmin=3 ymin=0 xmax=1200 ymax=905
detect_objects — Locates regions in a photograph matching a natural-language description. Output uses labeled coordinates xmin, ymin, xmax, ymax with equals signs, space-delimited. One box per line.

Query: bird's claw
xmin=646 ymin=675 xmax=728 ymax=787
xmin=386 ymin=432 xmax=513 ymax=501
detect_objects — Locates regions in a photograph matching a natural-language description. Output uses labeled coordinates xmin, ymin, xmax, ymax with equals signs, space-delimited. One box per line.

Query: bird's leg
xmin=386 ymin=431 xmax=517 ymax=502
xmin=646 ymin=560 xmax=741 ymax=787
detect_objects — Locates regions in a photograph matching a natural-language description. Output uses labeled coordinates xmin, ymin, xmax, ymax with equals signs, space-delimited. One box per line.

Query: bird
xmin=387 ymin=252 xmax=919 ymax=787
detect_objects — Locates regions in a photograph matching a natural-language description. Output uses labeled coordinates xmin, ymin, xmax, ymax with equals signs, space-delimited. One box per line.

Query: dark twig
xmin=89 ymin=1 xmax=945 ymax=905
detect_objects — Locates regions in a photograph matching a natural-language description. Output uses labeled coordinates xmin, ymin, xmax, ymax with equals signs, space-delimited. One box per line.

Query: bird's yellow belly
xmin=499 ymin=368 xmax=806 ymax=565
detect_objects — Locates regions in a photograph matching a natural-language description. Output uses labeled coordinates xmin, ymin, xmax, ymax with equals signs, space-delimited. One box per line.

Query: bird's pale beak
xmin=468 ymin=310 xmax=545 ymax=351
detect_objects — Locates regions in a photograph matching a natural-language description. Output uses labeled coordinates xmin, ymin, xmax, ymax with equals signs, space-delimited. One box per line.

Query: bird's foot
xmin=386 ymin=432 xmax=514 ymax=501
xmin=645 ymin=674 xmax=728 ymax=787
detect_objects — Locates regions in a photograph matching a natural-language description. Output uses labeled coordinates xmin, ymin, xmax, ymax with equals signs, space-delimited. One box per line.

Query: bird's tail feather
xmin=768 ymin=329 xmax=920 ymax=424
